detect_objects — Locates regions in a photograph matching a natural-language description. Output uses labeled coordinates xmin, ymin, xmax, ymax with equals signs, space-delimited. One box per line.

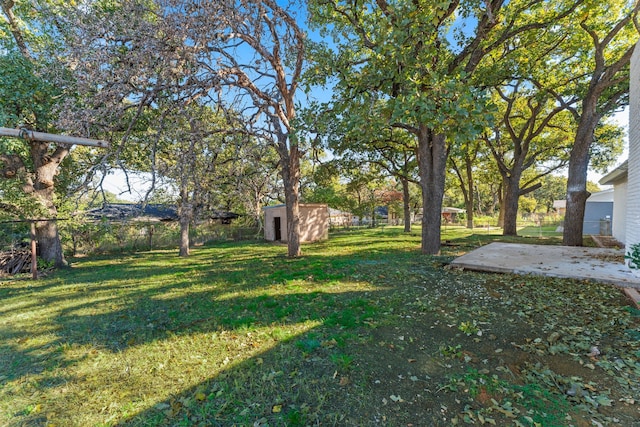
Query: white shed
xmin=263 ymin=204 xmax=329 ymax=242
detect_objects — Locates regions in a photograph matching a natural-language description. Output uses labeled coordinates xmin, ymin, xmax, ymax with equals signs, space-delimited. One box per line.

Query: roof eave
xmin=599 ymin=160 xmax=628 ymax=186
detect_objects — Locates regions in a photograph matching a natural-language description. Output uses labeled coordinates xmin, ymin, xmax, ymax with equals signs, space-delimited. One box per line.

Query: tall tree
xmin=544 ymin=0 xmax=640 ymax=245
xmin=152 ymin=104 xmax=231 ymax=256
xmin=449 ymin=138 xmax=482 ymax=229
xmin=0 ymin=2 xmax=74 ymax=267
xmin=309 ymin=0 xmax=583 ymax=254
xmin=325 ymin=114 xmax=418 ymax=232
xmin=485 ymin=81 xmax=572 ymax=235
xmin=215 ymin=133 xmax=281 ymax=230
xmin=59 ymin=0 xmax=307 ymax=257
xmin=170 ymin=0 xmax=308 ymax=257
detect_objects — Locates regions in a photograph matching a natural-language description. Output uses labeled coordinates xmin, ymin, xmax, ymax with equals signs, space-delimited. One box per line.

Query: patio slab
xmin=450 ymin=242 xmax=640 ymax=290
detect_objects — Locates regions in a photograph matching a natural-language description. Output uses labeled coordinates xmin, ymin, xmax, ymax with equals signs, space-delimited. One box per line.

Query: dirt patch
xmin=591 ymin=235 xmax=625 ymax=249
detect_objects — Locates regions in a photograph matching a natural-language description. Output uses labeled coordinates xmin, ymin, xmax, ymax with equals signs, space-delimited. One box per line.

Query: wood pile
xmin=0 ymin=248 xmax=32 ymax=275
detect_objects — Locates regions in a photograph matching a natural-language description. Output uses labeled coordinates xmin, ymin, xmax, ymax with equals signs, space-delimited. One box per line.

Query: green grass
xmin=1 ymin=226 xmax=638 ymax=426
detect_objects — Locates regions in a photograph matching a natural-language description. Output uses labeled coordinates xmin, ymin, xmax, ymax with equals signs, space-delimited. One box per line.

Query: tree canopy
xmin=0 ymin=0 xmax=636 ymax=262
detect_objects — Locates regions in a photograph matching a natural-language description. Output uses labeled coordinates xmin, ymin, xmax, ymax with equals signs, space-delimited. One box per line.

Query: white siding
xmin=613 ymin=180 xmax=627 ymax=243
xmin=626 ymin=42 xmax=640 ymax=250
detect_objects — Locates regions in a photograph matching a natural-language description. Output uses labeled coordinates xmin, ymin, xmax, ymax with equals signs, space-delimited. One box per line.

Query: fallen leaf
xmin=272 ymin=404 xmax=282 ymax=413
xmin=253 ymin=417 xmax=269 ymax=427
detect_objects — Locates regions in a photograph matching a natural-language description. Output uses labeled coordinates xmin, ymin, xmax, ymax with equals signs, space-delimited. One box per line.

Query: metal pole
xmin=30 ymin=221 xmax=37 ymax=280
xmin=0 ymin=127 xmax=109 ymax=148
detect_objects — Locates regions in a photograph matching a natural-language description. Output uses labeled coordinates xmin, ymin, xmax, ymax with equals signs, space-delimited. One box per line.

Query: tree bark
xmin=279 ymin=139 xmax=301 ymax=257
xmin=464 ymin=154 xmax=475 ymax=229
xmin=501 ymin=171 xmax=522 ymax=236
xmin=451 ymin=154 xmax=476 ymax=229
xmin=563 ymin=109 xmax=598 ymax=246
xmin=31 ymin=142 xmax=68 ymax=268
xmin=416 ymin=126 xmax=447 ymax=255
xmin=178 ymin=202 xmax=192 ymax=257
xmin=400 ymin=177 xmax=411 ymax=232
xmin=494 ymin=181 xmax=504 ymax=228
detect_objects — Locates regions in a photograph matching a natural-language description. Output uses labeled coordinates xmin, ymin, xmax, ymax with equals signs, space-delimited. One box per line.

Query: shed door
xmin=274 ymin=217 xmax=282 ymax=241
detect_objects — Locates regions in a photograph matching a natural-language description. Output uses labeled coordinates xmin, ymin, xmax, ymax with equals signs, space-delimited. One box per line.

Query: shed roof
xmin=263 ymin=203 xmax=328 ymax=210
xmin=587 ymin=189 xmax=614 ymax=203
xmin=442 ymin=207 xmax=465 ymax=213
xmin=553 ymin=200 xmax=566 ymax=209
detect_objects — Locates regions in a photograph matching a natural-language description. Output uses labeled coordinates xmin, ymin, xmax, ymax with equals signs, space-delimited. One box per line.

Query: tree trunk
xmin=417 ymin=126 xmax=447 ymax=255
xmin=178 ymin=202 xmax=192 ymax=257
xmin=401 ymin=177 xmax=411 ymax=232
xmin=497 ymin=183 xmax=505 ymax=228
xmin=451 ymin=154 xmax=475 ymax=229
xmin=464 ymin=154 xmax=475 ymax=229
xmin=563 ymin=109 xmax=599 ymax=246
xmin=35 ymin=219 xmax=65 ymax=267
xmin=502 ymin=172 xmax=522 ymax=236
xmin=279 ymin=140 xmax=301 ymax=257
xmin=32 ymin=143 xmax=68 ymax=268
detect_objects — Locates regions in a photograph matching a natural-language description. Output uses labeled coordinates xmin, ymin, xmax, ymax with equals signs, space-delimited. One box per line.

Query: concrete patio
xmin=450 ymin=242 xmax=640 ymax=290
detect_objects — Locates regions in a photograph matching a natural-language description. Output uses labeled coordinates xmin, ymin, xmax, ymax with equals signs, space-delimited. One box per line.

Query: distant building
xmin=442 ymin=207 xmax=465 ymax=223
xmin=412 ymin=207 xmax=465 ymax=224
xmin=553 ymin=200 xmax=566 ymax=216
xmin=328 ymin=208 xmax=352 ymax=227
xmin=263 ymin=204 xmax=329 ymax=242
xmin=583 ymin=190 xmax=614 ymax=236
xmin=86 ymin=203 xmax=178 ymax=222
xmin=86 ymin=203 xmax=239 ymax=224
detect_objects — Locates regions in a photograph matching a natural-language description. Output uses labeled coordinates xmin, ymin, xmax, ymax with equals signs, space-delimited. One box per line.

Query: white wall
xmin=263 ymin=204 xmax=329 ymax=242
xmin=626 ymin=42 xmax=640 ymax=250
xmin=264 ymin=205 xmax=287 ymax=241
xmin=613 ymin=180 xmax=627 ymax=243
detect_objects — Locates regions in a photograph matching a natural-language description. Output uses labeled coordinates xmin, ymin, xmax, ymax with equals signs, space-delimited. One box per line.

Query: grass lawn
xmin=1 ymin=227 xmax=638 ymax=426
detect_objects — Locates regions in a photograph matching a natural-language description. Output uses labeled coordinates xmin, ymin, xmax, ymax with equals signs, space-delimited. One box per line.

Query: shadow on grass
xmin=2 ymin=227 xmax=597 ymax=426
xmin=1 ymin=230 xmax=438 ymax=425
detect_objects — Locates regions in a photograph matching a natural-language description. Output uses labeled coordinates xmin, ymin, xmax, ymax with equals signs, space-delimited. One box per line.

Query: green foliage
xmin=458 ymin=320 xmax=480 ymax=336
xmin=624 ymin=243 xmax=640 ymax=270
xmin=0 ymin=53 xmax=61 ymax=130
xmin=439 ymin=344 xmax=463 ymax=359
xmin=518 ymin=196 xmax=537 ymax=214
xmin=589 ymin=119 xmax=625 ymax=173
xmin=0 ymin=179 xmax=49 ymax=219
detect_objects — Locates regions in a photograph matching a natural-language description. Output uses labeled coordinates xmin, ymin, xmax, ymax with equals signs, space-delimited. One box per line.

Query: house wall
xmin=583 ymin=202 xmax=613 ymax=235
xmin=263 ymin=204 xmax=328 ymax=242
xmin=627 ymin=43 xmax=640 ymax=249
xmin=612 ymin=180 xmax=627 ymax=243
